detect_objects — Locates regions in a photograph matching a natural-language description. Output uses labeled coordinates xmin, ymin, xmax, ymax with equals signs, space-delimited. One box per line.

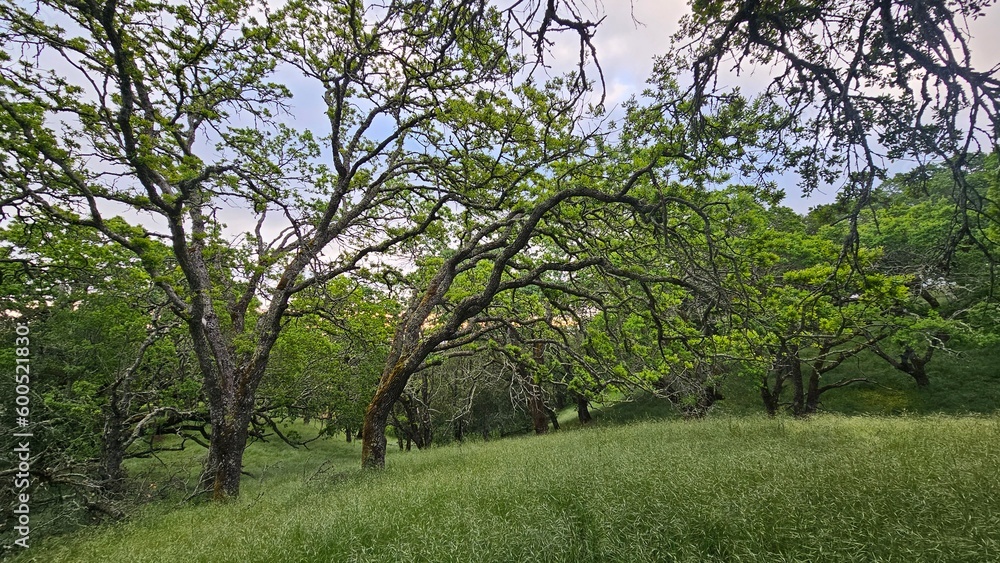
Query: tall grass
xmin=15 ymin=415 xmax=1000 ymax=562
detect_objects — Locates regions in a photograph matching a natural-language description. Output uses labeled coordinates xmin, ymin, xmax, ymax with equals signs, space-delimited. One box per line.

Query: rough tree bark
xmin=362 ymin=360 xmax=415 ymax=469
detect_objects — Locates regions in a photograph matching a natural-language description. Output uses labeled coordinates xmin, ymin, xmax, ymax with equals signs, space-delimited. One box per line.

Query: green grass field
xmin=14 ymin=414 xmax=1000 ymax=562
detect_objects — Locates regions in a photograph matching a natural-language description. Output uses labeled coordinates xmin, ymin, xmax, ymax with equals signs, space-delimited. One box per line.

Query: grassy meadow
xmin=13 ymin=414 xmax=1000 ymax=562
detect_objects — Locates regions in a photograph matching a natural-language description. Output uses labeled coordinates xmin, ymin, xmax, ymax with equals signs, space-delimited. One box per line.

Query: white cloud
xmin=592 ymin=1 xmax=686 ymax=87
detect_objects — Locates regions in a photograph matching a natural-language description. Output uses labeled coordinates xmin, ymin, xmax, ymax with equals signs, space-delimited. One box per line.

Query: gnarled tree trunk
xmin=362 ymin=359 xmax=414 ymax=469
xmin=901 ymin=346 xmax=932 ymax=387
xmin=196 ymin=354 xmax=261 ymax=500
xmin=201 ymin=409 xmax=252 ymax=499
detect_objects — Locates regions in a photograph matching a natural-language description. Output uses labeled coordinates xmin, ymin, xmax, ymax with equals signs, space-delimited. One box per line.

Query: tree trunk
xmin=201 ymin=407 xmax=251 ymax=500
xmin=528 ymin=387 xmax=549 ymax=434
xmin=100 ymin=328 xmax=162 ymax=492
xmin=197 ymin=358 xmax=256 ymax=500
xmin=701 ymin=386 xmax=724 ymax=411
xmin=761 ymin=374 xmax=781 ymax=416
xmin=547 ymin=407 xmax=560 ymax=431
xmin=362 ymin=359 xmax=413 ymax=469
xmin=873 ymin=337 xmax=944 ymax=388
xmin=785 ymin=346 xmax=805 ymax=416
xmin=576 ymin=394 xmax=593 ymax=424
xmin=805 ymin=367 xmax=821 ymax=414
xmin=790 ymin=364 xmax=805 ymax=416
xmin=763 ymin=343 xmax=796 ymax=416
xmin=99 ymin=409 xmax=126 ymax=491
xmin=902 ymin=347 xmax=932 ymax=387
xmin=192 ymin=363 xmax=257 ymax=500
xmin=362 ymin=400 xmax=390 ymax=468
xmin=361 ymin=273 xmax=448 ymax=469
xmin=910 ymin=362 xmax=930 ymax=387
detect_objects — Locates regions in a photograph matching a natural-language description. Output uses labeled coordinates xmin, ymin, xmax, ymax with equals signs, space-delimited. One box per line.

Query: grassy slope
xmin=16 ymin=415 xmax=1000 ymax=563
